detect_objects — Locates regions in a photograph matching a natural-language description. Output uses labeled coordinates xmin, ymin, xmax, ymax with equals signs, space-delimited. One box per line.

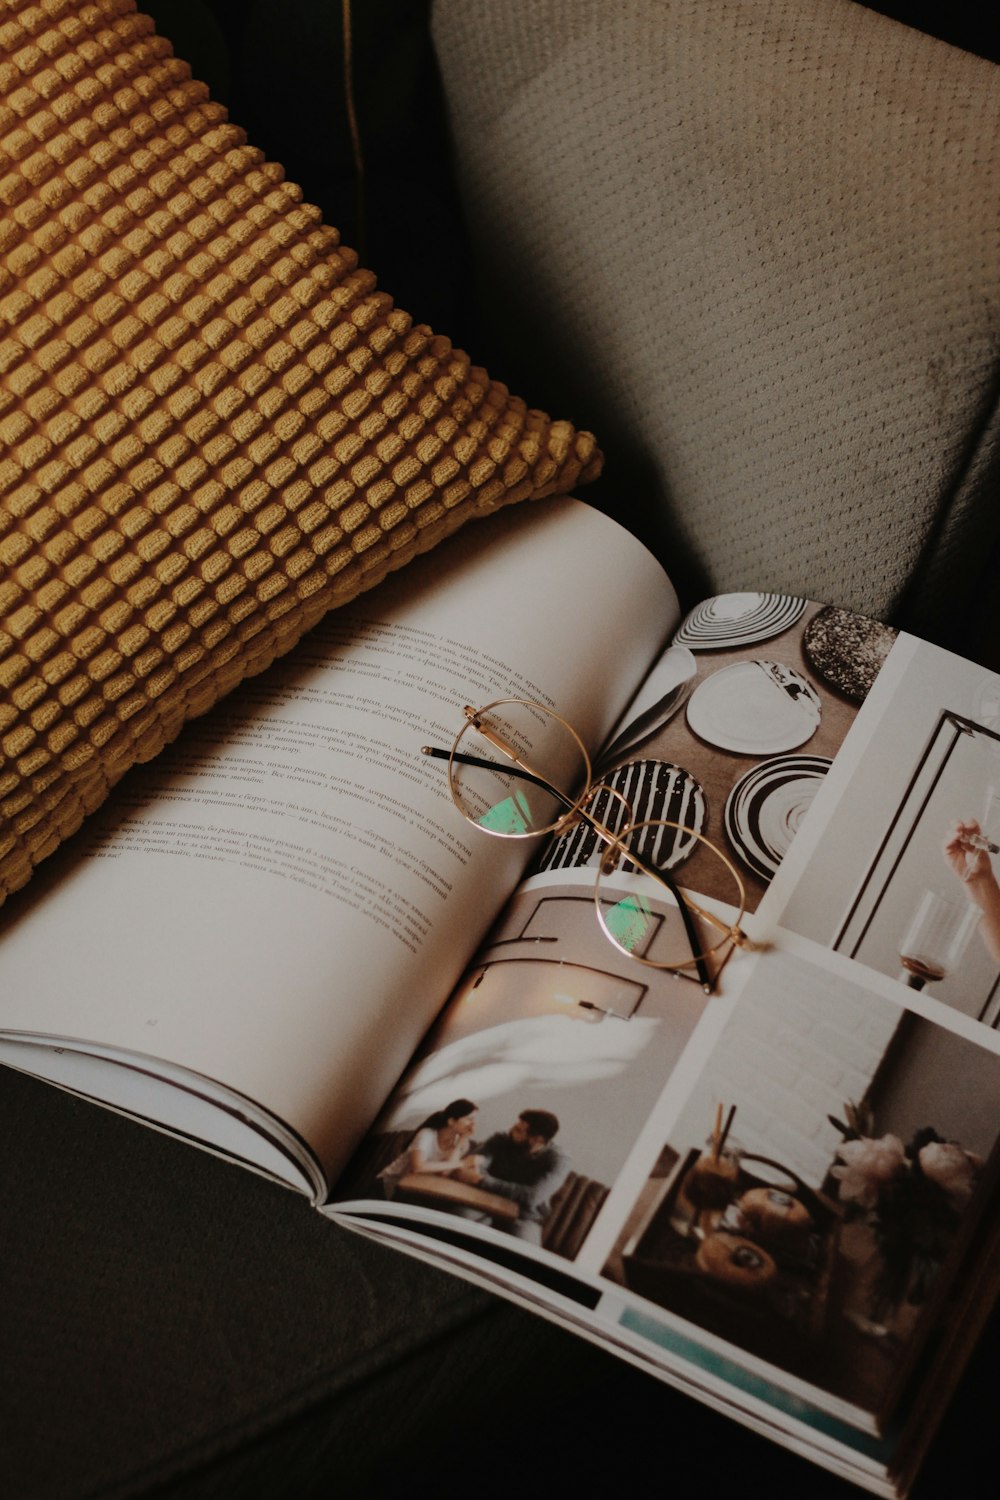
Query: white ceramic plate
xmin=725 ymin=754 xmax=832 ymax=881
xmin=674 ymin=592 xmax=807 ymax=650
xmin=686 ymin=660 xmax=821 ymax=754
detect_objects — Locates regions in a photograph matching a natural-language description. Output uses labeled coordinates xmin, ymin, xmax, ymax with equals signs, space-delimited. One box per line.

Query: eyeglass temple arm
xmin=420 ymin=745 xmax=571 ymax=803
xmin=598 ymin=835 xmax=712 ymax=992
xmin=631 ymin=848 xmax=754 ymax=956
xmin=604 ymin=828 xmax=761 ymax=995
xmin=422 ymin=745 xmax=713 ymax=990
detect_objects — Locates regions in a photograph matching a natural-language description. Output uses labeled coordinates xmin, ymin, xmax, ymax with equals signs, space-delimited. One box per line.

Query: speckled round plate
xmin=803 ymin=607 xmax=897 ymax=702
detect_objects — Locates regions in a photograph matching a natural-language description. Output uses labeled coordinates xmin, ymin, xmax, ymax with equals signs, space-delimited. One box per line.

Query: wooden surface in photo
xmin=397 ymin=1173 xmax=520 ymax=1219
xmin=632 ymin=603 xmax=861 ymax=912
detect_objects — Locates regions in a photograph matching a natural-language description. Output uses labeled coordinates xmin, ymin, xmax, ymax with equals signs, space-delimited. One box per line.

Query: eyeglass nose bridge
xmin=552 ymin=807 xmax=584 ymax=838
xmin=557 ymin=782 xmax=636 ymax=849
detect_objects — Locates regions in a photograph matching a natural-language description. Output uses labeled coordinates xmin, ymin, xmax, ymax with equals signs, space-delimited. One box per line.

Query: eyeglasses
xmin=421 ymin=698 xmax=761 ymax=993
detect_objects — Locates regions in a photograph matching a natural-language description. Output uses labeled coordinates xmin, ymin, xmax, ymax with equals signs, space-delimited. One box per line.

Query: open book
xmin=2 ymin=497 xmax=998 ymax=1497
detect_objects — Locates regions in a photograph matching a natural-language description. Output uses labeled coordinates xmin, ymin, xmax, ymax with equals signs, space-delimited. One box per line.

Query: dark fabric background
xmin=142 ymin=0 xmax=471 ymax=342
xmin=138 ymin=0 xmax=1000 ymax=400
xmin=139 ymin=2 xmax=999 ymax=342
xmin=860 ymin=2 xmax=999 ymax=62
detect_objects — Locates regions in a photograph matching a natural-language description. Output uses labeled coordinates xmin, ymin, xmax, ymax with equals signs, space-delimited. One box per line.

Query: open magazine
xmin=1 ymin=497 xmax=998 ymax=1497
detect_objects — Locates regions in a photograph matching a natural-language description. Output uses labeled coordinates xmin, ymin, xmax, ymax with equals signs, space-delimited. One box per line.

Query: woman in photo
xmin=378 ymin=1099 xmax=479 ymax=1198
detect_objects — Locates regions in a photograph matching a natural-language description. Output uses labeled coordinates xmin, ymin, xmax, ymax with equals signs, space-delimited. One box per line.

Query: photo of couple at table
xmin=339 ymin=879 xmax=710 ymax=1258
xmin=377 ymin=1101 xmax=571 ymax=1244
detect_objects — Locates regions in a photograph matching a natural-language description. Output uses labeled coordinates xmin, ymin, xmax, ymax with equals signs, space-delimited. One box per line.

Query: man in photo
xmin=458 ymin=1109 xmax=571 ymax=1243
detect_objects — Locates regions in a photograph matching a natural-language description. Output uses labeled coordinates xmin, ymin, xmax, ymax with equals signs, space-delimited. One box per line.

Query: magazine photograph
xmin=602 ymin=948 xmax=1000 ymax=1427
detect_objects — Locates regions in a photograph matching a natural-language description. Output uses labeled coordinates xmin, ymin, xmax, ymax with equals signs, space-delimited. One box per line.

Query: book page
xmin=332 ymin=598 xmax=1000 ymax=1459
xmin=0 ymin=498 xmax=677 ymax=1187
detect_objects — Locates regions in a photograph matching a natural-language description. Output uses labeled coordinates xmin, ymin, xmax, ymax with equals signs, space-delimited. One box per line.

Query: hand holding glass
xmin=957 ymin=788 xmax=1000 ymax=856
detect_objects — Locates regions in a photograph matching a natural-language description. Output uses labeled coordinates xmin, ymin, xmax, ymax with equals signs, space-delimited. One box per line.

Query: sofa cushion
xmin=0 ymin=0 xmax=600 ymax=905
xmin=432 ymin=0 xmax=1000 ymax=652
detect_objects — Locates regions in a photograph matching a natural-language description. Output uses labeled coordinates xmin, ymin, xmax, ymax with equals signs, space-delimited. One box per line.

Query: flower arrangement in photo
xmin=828 ymin=1101 xmax=984 ymax=1323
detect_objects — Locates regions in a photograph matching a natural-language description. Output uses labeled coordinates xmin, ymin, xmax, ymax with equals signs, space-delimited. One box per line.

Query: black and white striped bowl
xmin=674 ymin=593 xmax=807 ymax=651
xmin=724 ymin=754 xmax=832 ymax=882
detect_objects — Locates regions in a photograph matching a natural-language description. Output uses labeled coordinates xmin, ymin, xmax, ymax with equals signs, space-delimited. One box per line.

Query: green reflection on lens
xmin=605 ymin=893 xmax=653 ymax=952
xmin=478 ymin=790 xmax=533 ymax=834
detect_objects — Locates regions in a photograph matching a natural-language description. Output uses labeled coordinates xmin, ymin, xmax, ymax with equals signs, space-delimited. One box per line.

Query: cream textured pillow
xmin=432 ymin=0 xmax=1000 ymax=641
xmin=0 ymin=0 xmax=601 ymax=904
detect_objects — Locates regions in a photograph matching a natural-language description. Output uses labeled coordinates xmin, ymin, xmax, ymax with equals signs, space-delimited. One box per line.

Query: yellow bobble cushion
xmin=0 ymin=0 xmax=602 ymax=905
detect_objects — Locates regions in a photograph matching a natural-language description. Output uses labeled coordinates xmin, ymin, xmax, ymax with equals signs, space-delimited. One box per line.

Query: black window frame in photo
xmin=834 ymin=709 xmax=1000 ymax=1026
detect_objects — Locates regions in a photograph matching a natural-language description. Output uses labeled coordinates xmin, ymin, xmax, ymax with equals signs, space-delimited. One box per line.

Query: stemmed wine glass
xmin=898 ymin=890 xmax=981 ymax=989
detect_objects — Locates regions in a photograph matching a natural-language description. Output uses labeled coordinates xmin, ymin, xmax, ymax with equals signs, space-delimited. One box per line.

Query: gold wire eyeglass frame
xmin=421 ymin=698 xmax=761 ymax=994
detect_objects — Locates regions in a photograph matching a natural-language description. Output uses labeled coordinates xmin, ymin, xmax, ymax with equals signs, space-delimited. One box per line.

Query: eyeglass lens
xmin=450 ymin=701 xmax=590 ymax=837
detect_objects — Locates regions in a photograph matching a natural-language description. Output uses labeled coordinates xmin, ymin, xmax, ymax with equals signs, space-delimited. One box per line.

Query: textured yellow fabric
xmin=0 ymin=0 xmax=602 ymax=904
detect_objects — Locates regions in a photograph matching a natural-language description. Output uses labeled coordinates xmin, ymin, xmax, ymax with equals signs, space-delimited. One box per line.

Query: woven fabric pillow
xmin=432 ymin=0 xmax=1000 ymax=641
xmin=0 ymin=0 xmax=601 ymax=905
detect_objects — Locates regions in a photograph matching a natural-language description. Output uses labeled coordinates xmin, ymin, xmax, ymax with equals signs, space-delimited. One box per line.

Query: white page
xmin=0 ymin=498 xmax=677 ymax=1185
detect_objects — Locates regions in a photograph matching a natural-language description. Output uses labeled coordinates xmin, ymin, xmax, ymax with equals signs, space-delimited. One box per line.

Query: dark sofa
xmin=3 ymin=3 xmax=999 ymax=1497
